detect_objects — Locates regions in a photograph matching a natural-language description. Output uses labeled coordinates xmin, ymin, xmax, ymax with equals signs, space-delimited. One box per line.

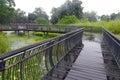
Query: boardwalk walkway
xmin=65 ymin=34 xmax=107 ymax=80
xmin=1 ymin=26 xmax=120 ymax=80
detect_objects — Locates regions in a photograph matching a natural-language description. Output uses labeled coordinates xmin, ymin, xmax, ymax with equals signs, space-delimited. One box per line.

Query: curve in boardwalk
xmin=0 ymin=26 xmax=84 ymax=80
xmin=0 ymin=24 xmax=80 ymax=33
xmin=0 ymin=26 xmax=120 ymax=80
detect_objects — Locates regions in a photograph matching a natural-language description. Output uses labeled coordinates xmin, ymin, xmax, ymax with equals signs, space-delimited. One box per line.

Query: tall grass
xmin=0 ymin=33 xmax=10 ymax=54
xmin=33 ymin=32 xmax=61 ymax=41
xmin=73 ymin=19 xmax=120 ymax=34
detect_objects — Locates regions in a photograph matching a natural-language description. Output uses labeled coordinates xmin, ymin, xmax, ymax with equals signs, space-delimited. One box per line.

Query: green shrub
xmin=73 ymin=19 xmax=120 ymax=34
xmin=0 ymin=33 xmax=10 ymax=54
xmin=35 ymin=17 xmax=50 ymax=24
xmin=58 ymin=15 xmax=79 ymax=24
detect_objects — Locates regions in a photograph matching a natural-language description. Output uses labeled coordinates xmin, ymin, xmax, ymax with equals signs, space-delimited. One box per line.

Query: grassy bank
xmin=73 ymin=20 xmax=120 ymax=34
xmin=0 ymin=31 xmax=61 ymax=54
xmin=0 ymin=32 xmax=10 ymax=54
xmin=4 ymin=32 xmax=61 ymax=52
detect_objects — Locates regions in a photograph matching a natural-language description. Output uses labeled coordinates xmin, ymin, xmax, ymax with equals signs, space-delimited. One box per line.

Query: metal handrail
xmin=0 ymin=27 xmax=84 ymax=80
xmin=103 ymin=28 xmax=120 ymax=69
xmin=0 ymin=24 xmax=80 ymax=33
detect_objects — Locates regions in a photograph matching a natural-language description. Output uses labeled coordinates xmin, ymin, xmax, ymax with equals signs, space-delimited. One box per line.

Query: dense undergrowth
xmin=0 ymin=32 xmax=61 ymax=54
xmin=0 ymin=32 xmax=10 ymax=54
xmin=57 ymin=15 xmax=120 ymax=35
xmin=73 ymin=19 xmax=120 ymax=34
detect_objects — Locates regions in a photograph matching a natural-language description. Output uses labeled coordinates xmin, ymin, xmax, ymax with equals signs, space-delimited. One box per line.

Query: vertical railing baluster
xmin=56 ymin=38 xmax=60 ymax=62
xmin=20 ymin=52 xmax=25 ymax=80
xmin=48 ymin=41 xmax=54 ymax=67
xmin=0 ymin=60 xmax=5 ymax=80
xmin=45 ymin=50 xmax=49 ymax=71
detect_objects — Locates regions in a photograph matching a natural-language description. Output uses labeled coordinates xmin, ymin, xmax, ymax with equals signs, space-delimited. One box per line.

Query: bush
xmin=0 ymin=33 xmax=10 ymax=54
xmin=57 ymin=15 xmax=79 ymax=24
xmin=73 ymin=19 xmax=120 ymax=34
xmin=35 ymin=17 xmax=50 ymax=24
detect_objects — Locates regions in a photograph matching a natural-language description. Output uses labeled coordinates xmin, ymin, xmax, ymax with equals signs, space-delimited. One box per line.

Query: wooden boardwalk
xmin=65 ymin=39 xmax=107 ymax=80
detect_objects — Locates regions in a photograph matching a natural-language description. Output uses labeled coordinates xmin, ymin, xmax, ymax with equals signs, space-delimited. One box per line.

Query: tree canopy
xmin=51 ymin=0 xmax=83 ymax=24
xmin=84 ymin=11 xmax=98 ymax=22
xmin=28 ymin=7 xmax=49 ymax=21
xmin=0 ymin=0 xmax=15 ymax=24
xmin=58 ymin=15 xmax=79 ymax=24
xmin=14 ymin=8 xmax=27 ymax=22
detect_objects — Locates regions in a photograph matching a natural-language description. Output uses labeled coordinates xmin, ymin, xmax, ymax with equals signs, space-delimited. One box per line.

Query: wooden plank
xmin=65 ymin=40 xmax=107 ymax=80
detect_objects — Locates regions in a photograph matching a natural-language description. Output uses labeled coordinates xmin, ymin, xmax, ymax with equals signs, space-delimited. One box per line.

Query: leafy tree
xmin=15 ymin=8 xmax=27 ymax=22
xmin=84 ymin=11 xmax=98 ymax=22
xmin=111 ymin=13 xmax=117 ymax=20
xmin=110 ymin=12 xmax=120 ymax=20
xmin=35 ymin=17 xmax=50 ymax=24
xmin=51 ymin=0 xmax=83 ymax=24
xmin=58 ymin=15 xmax=79 ymax=24
xmin=28 ymin=13 xmax=36 ymax=21
xmin=0 ymin=0 xmax=15 ymax=24
xmin=28 ymin=7 xmax=49 ymax=22
xmin=100 ymin=15 xmax=110 ymax=21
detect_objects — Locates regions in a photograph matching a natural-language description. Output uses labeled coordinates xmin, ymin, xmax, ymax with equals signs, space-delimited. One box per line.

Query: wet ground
xmin=65 ymin=32 xmax=107 ymax=80
xmin=5 ymin=31 xmax=37 ymax=50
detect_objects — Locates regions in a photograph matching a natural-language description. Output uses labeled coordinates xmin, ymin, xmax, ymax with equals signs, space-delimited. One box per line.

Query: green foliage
xmin=100 ymin=15 xmax=110 ymax=21
xmin=51 ymin=0 xmax=83 ymax=24
xmin=33 ymin=32 xmax=61 ymax=41
xmin=58 ymin=15 xmax=79 ymax=24
xmin=0 ymin=33 xmax=10 ymax=54
xmin=73 ymin=19 xmax=120 ymax=34
xmin=28 ymin=7 xmax=49 ymax=22
xmin=84 ymin=11 xmax=98 ymax=22
xmin=35 ymin=17 xmax=50 ymax=24
xmin=15 ymin=8 xmax=27 ymax=22
xmin=100 ymin=12 xmax=120 ymax=21
xmin=110 ymin=12 xmax=120 ymax=20
xmin=0 ymin=0 xmax=15 ymax=24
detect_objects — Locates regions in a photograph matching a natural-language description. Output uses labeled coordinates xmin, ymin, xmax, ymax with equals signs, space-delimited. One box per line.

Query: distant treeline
xmin=0 ymin=0 xmax=120 ymax=25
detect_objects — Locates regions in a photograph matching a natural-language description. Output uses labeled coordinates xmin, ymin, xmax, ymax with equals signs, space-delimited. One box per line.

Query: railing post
xmin=45 ymin=41 xmax=55 ymax=71
xmin=0 ymin=60 xmax=5 ymax=80
xmin=48 ymin=41 xmax=54 ymax=67
xmin=56 ymin=38 xmax=61 ymax=62
xmin=20 ymin=53 xmax=25 ymax=80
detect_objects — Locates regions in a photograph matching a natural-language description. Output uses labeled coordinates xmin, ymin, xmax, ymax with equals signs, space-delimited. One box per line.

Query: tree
xmin=15 ymin=8 xmax=27 ymax=22
xmin=50 ymin=0 xmax=83 ymax=24
xmin=84 ymin=11 xmax=98 ymax=22
xmin=71 ymin=0 xmax=83 ymax=19
xmin=111 ymin=13 xmax=117 ymax=20
xmin=0 ymin=0 xmax=15 ymax=24
xmin=28 ymin=7 xmax=49 ymax=23
xmin=28 ymin=13 xmax=36 ymax=21
xmin=110 ymin=12 xmax=120 ymax=20
xmin=58 ymin=15 xmax=79 ymax=24
xmin=35 ymin=17 xmax=49 ymax=24
xmin=100 ymin=15 xmax=110 ymax=21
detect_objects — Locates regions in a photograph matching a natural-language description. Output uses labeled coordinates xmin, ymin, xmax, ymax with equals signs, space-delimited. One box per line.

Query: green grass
xmin=72 ymin=19 xmax=120 ymax=34
xmin=0 ymin=32 xmax=10 ymax=54
xmin=5 ymin=32 xmax=61 ymax=52
xmin=33 ymin=32 xmax=61 ymax=41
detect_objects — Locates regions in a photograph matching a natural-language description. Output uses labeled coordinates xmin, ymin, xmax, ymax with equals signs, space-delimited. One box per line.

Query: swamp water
xmin=0 ymin=31 xmax=60 ymax=53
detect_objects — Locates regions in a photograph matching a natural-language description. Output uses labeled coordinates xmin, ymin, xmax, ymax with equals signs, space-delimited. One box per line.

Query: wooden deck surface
xmin=65 ymin=40 xmax=107 ymax=80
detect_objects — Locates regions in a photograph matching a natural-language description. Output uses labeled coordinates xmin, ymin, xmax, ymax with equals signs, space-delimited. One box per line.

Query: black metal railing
xmin=103 ymin=28 xmax=120 ymax=68
xmin=0 ymin=24 xmax=80 ymax=33
xmin=0 ymin=28 xmax=84 ymax=80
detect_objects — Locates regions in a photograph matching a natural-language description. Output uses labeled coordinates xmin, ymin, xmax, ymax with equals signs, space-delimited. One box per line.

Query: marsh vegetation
xmin=0 ymin=31 xmax=61 ymax=54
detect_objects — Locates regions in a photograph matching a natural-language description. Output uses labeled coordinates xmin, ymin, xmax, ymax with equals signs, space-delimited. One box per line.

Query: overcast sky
xmin=14 ymin=0 xmax=120 ymax=16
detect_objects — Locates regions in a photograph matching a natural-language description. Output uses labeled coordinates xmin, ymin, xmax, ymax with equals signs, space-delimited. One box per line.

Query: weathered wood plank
xmin=65 ymin=40 xmax=107 ymax=80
